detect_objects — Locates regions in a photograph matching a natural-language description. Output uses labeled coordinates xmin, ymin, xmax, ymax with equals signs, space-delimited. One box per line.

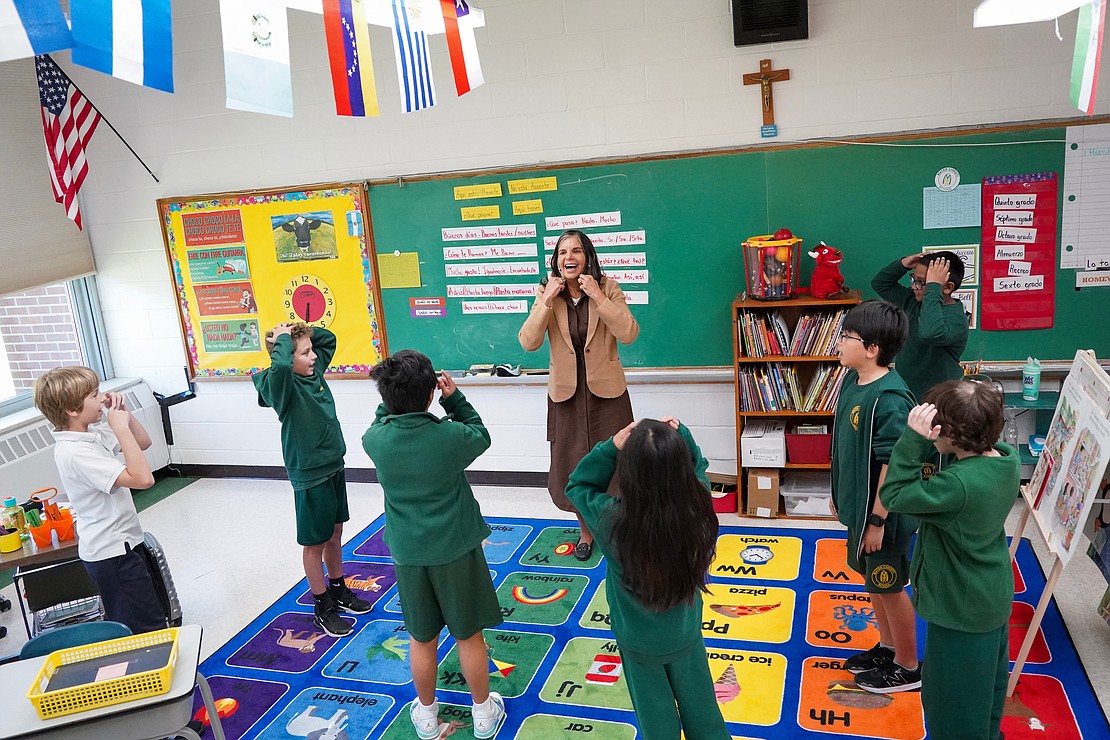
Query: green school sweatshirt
xmin=880 ymin=428 xmax=1020 ymax=632
xmin=565 ymin=424 xmax=711 ymax=662
xmin=871 ymin=258 xmax=969 ymax=401
xmin=361 ymin=390 xmax=492 ymax=566
xmin=252 ymin=328 xmax=345 ymax=489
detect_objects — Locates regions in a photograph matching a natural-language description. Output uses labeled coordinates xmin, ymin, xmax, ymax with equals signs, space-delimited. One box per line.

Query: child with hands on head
xmin=565 ymin=416 xmax=728 ymax=740
xmin=880 ymin=379 xmax=1020 ymax=740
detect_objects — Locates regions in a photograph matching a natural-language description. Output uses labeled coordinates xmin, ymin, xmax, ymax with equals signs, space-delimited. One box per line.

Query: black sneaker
xmin=313 ymin=594 xmax=354 ymax=637
xmin=844 ymin=643 xmax=895 ymax=675
xmin=855 ymin=660 xmax=922 ymax=694
xmin=330 ymin=582 xmax=372 ymax=614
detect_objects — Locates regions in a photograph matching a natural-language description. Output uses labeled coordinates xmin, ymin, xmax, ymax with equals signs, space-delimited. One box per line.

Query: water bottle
xmin=1 ymin=496 xmax=29 ymax=540
xmin=1022 ymin=357 xmax=1041 ymax=401
xmin=1002 ymin=414 xmax=1019 ymax=448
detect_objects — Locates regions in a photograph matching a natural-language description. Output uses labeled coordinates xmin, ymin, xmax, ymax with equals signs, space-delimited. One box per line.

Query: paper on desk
xmin=94 ymin=662 xmax=129 ymax=682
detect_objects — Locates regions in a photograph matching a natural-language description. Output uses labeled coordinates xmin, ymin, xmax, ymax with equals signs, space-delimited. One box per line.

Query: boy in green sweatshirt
xmin=870 ymin=250 xmax=969 ymax=401
xmin=253 ymin=323 xmax=370 ymax=638
xmin=880 ymin=379 xmax=1020 ymax=740
xmin=362 ymin=350 xmax=505 ymax=740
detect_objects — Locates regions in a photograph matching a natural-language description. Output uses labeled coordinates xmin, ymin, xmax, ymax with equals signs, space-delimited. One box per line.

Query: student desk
xmin=0 ymin=535 xmax=79 ymax=573
xmin=0 ymin=624 xmax=226 ymax=740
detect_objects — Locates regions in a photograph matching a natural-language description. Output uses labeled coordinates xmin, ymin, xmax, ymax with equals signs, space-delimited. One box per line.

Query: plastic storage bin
xmin=785 ymin=426 xmax=832 ymax=464
xmin=781 ymin=471 xmax=833 ymax=518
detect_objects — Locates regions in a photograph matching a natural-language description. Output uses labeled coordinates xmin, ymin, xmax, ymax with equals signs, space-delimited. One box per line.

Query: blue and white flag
xmin=220 ymin=0 xmax=292 ymax=117
xmin=70 ymin=0 xmax=173 ymax=92
xmin=390 ymin=0 xmax=436 ymax=112
xmin=0 ymin=0 xmax=73 ymax=63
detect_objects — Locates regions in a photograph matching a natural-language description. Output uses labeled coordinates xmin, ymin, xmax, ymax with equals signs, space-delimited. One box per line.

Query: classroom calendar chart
xmin=979 ymin=173 xmax=1058 ymax=331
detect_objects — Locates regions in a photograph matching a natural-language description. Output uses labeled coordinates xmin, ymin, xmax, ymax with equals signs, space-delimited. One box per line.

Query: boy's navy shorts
xmin=394 ymin=545 xmax=503 ymax=643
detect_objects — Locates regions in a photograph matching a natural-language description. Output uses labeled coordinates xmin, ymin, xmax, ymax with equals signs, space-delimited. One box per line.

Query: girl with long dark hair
xmin=566 ymin=417 xmax=728 ymax=739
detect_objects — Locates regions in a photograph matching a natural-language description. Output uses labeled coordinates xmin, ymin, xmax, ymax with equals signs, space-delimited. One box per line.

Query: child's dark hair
xmin=541 ymin=229 xmax=605 ymax=286
xmin=369 ymin=349 xmax=437 ymax=414
xmin=842 ymin=300 xmax=909 ymax=367
xmin=921 ymin=250 xmax=966 ymax=290
xmin=611 ymin=420 xmax=718 ymax=612
xmin=924 ymin=379 xmax=1004 ymax=454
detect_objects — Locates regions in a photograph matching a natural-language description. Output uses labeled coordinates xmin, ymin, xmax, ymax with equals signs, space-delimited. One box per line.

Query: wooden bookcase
xmin=733 ymin=290 xmax=862 ymax=516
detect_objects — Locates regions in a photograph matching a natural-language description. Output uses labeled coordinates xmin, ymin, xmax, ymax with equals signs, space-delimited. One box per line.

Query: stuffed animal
xmin=808 ymin=242 xmax=848 ymax=299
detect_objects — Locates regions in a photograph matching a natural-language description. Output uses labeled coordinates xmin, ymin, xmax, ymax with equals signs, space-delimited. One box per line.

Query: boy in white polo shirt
xmin=33 ymin=366 xmax=166 ymax=633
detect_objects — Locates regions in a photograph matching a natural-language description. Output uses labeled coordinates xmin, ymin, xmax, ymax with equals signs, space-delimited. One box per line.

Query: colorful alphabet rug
xmin=191 ymin=516 xmax=1108 ymax=739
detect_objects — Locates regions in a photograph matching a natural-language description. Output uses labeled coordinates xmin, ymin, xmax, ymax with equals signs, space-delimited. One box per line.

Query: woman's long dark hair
xmin=541 ymin=229 xmax=605 ymax=287
xmin=610 ymin=420 xmax=718 ymax=612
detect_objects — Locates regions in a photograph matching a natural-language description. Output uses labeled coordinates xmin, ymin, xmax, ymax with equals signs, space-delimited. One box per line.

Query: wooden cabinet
xmin=732 ymin=291 xmax=862 ymax=515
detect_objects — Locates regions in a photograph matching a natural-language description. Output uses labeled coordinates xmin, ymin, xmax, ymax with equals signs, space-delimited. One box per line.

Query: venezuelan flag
xmin=323 ymin=0 xmax=379 ymax=117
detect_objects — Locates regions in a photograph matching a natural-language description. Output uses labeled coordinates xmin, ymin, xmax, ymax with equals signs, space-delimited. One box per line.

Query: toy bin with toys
xmin=742 ymin=229 xmax=801 ymax=300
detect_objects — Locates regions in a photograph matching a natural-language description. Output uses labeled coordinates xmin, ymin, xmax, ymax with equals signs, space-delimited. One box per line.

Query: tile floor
xmin=1 ymin=478 xmax=1108 ymax=721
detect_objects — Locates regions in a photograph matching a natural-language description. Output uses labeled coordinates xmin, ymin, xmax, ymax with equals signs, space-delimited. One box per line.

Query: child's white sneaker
xmin=409 ymin=698 xmax=444 ymax=740
xmin=472 ymin=692 xmax=506 ymax=739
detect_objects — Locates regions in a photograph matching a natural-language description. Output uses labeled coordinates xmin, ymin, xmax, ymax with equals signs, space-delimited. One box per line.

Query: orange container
xmin=30 ymin=522 xmax=54 ymax=547
xmin=53 ymin=510 xmax=75 ymax=541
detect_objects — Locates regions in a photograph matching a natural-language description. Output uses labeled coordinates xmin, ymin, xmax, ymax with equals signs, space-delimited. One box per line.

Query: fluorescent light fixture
xmin=973 ymin=0 xmax=1088 ymax=27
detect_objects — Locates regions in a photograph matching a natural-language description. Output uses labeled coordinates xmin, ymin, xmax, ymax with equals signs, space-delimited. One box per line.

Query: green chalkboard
xmin=367 ymin=125 xmax=1108 ymax=369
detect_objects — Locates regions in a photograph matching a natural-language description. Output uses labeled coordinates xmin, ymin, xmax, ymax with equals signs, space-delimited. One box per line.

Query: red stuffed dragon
xmin=807 ymin=242 xmax=849 ymax=299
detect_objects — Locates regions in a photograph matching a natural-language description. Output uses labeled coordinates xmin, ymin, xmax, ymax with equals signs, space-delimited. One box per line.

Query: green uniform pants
xmin=923 ymin=621 xmax=1008 ymax=740
xmin=621 ymin=642 xmax=729 ymax=740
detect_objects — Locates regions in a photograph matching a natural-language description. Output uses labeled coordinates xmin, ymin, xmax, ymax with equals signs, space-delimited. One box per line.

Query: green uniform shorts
xmin=293 ymin=469 xmax=350 ymax=546
xmin=394 ymin=546 xmax=503 ymax=643
xmin=860 ymin=540 xmax=911 ymax=594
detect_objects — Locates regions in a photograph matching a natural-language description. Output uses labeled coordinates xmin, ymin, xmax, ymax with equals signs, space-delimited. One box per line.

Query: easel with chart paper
xmin=1007 ymin=349 xmax=1110 ymax=695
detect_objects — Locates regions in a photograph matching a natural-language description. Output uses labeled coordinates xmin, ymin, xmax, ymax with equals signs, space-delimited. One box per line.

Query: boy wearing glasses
xmin=831 ymin=300 xmax=921 ymax=693
xmin=870 ymin=251 xmax=968 ymax=401
xmin=880 ymin=380 xmax=1020 ymax=738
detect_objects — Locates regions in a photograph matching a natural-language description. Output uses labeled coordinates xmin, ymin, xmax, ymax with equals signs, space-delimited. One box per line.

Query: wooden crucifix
xmin=743 ymin=58 xmax=790 ymax=137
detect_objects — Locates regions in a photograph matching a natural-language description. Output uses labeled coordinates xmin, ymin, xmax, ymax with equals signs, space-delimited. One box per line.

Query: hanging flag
xmin=0 ymin=0 xmax=73 ymax=62
xmin=439 ymin=0 xmax=483 ymax=96
xmin=1071 ymin=0 xmax=1107 ymax=114
xmin=391 ymin=0 xmax=436 ymax=112
xmin=70 ymin=0 xmax=174 ymax=92
xmin=220 ymin=0 xmax=292 ymax=117
xmin=36 ymin=55 xmax=102 ymax=230
xmin=323 ymin=0 xmax=379 ymax=116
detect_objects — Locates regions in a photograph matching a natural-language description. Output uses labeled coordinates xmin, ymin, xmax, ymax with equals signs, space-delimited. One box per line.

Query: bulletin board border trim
xmin=157 ymin=181 xmax=387 ymax=380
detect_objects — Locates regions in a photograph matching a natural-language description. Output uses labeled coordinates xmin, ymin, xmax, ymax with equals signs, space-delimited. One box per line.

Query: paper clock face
xmin=283 ymin=275 xmax=335 ymax=327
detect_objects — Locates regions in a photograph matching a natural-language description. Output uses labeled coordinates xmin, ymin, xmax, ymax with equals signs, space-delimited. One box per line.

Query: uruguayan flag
xmin=71 ymin=0 xmax=173 ymax=92
xmin=0 ymin=0 xmax=73 ymax=63
xmin=390 ymin=0 xmax=436 ymax=112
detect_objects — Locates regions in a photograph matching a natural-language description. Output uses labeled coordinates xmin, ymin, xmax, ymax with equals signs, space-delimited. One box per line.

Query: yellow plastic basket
xmin=26 ymin=627 xmax=179 ymax=719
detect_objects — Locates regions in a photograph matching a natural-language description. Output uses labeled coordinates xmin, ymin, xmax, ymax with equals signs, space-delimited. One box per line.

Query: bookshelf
xmin=733 ymin=290 xmax=862 ymax=516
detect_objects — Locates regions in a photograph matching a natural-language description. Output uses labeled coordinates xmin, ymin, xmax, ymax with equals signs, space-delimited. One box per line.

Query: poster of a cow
xmin=271 ymin=211 xmax=338 ymax=262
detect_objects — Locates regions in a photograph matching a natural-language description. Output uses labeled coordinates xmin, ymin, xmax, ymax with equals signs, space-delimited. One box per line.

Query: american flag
xmin=36 ymin=55 xmax=101 ymax=229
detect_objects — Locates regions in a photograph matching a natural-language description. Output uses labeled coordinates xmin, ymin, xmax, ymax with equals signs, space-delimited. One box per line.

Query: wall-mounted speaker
xmin=732 ymin=0 xmax=809 ymax=47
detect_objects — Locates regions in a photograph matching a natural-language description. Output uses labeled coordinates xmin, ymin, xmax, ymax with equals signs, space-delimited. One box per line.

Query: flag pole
xmin=46 ymin=54 xmax=160 ymax=183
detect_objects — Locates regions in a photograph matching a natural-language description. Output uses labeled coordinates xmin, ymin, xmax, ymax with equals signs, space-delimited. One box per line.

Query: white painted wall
xmin=51 ymin=0 xmax=1109 ymax=473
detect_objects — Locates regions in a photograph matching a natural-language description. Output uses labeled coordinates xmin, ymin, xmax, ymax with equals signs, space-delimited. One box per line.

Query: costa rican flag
xmin=390 ymin=0 xmax=436 ymax=112
xmin=323 ymin=0 xmax=379 ymax=116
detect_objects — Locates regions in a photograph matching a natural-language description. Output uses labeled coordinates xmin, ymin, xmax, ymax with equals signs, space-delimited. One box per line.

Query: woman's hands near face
xmin=578 ymin=274 xmax=603 ymax=302
xmin=542 ymin=277 xmax=565 ymax=307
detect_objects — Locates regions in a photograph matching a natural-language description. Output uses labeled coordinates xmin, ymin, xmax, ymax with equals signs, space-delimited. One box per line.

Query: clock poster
xmin=158 ymin=182 xmax=386 ymax=378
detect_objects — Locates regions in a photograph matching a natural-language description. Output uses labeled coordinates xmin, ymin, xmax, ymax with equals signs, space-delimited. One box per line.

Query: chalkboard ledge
xmin=453 ymin=367 xmax=733 ymax=387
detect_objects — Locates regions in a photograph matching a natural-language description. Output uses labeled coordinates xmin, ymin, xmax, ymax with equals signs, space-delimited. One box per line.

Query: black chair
xmin=13 ymin=557 xmax=104 ymax=638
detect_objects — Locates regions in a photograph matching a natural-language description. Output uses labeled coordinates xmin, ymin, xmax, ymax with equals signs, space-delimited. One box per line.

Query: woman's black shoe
xmin=574 ymin=541 xmax=593 ymax=561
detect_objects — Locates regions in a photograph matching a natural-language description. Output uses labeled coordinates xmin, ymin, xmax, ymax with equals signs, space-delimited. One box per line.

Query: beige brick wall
xmin=0 ymin=285 xmax=83 ymax=392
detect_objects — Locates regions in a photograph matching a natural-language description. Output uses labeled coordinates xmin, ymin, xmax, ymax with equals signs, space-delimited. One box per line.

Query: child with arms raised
xmin=830 ymin=300 xmax=921 ymax=693
xmin=880 ymin=380 xmax=1020 ymax=739
xmin=362 ymin=351 xmax=505 ymax=739
xmin=566 ymin=417 xmax=728 ymax=739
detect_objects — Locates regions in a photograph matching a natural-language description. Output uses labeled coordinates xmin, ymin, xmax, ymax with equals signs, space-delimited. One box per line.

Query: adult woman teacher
xmin=519 ymin=229 xmax=640 ymax=560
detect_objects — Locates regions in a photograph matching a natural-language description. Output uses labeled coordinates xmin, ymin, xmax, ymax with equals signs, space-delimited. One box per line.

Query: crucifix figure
xmin=743 ymin=58 xmax=790 ymax=128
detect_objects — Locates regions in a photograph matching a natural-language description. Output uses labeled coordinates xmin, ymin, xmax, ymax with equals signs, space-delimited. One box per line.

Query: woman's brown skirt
xmin=546 ymin=387 xmax=633 ymax=511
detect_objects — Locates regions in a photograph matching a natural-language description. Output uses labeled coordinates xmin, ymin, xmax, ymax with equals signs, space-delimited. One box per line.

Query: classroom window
xmin=0 ymin=277 xmax=112 ymax=414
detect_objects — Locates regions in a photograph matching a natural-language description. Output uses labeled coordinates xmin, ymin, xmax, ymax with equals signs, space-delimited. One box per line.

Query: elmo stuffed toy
xmin=807 ymin=242 xmax=848 ymax=299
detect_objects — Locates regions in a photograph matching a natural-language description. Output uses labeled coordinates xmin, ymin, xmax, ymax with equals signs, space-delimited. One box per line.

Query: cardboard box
xmin=785 ymin=426 xmax=832 ymax=464
xmin=740 ymin=420 xmax=786 ymax=468
xmin=745 ymin=468 xmax=781 ymax=517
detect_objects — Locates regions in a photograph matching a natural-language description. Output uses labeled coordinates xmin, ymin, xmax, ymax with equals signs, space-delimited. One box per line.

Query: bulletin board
xmin=158 ymin=182 xmax=386 ymax=378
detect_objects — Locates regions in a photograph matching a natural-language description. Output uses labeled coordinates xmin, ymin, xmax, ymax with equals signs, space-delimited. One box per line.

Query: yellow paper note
xmin=508 ymin=176 xmax=558 ymax=194
xmin=454 ymin=182 xmax=503 ymax=200
xmin=461 ymin=205 xmax=501 ymax=221
xmin=512 ymin=199 xmax=543 ymax=215
xmin=377 ymin=252 xmax=422 ymax=289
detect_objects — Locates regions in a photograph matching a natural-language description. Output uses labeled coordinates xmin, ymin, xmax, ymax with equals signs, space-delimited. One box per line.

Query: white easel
xmin=1007 ymin=350 xmax=1110 ymax=697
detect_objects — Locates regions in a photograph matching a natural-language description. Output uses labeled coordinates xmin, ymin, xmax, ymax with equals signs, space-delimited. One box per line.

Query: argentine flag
xmin=71 ymin=0 xmax=174 ymax=92
xmin=0 ymin=0 xmax=73 ymax=63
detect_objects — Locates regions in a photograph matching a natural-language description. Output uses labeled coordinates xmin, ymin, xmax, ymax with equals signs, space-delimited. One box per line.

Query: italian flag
xmin=1071 ymin=0 xmax=1107 ymax=114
